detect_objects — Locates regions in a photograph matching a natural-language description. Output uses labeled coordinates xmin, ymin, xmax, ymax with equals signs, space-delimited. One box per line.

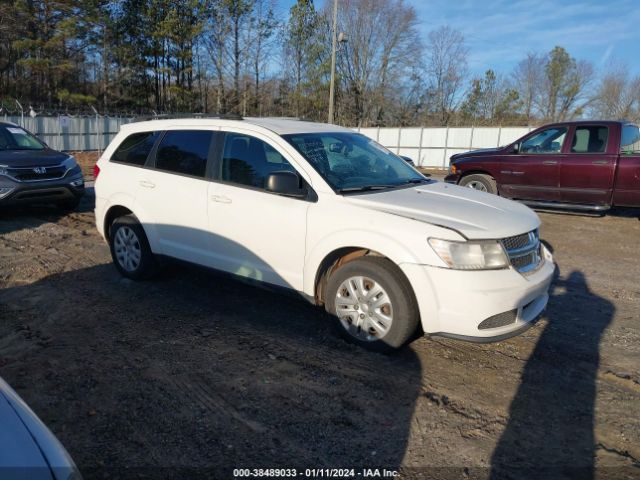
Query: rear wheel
xmin=459 ymin=174 xmax=497 ymax=195
xmin=325 ymin=256 xmax=419 ymax=352
xmin=109 ymin=215 xmax=158 ymax=280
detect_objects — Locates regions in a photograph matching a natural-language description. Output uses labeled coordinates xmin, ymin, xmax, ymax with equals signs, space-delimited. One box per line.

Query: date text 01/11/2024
xmin=233 ymin=468 xmax=399 ymax=478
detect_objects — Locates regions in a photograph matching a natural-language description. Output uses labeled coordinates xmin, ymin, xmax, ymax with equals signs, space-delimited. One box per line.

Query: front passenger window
xmin=520 ymin=127 xmax=567 ymax=154
xmin=155 ymin=130 xmax=212 ymax=178
xmin=221 ymin=133 xmax=295 ymax=189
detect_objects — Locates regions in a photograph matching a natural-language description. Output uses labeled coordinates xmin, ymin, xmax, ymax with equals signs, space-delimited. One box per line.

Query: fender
xmin=303 ymin=228 xmax=424 ymax=297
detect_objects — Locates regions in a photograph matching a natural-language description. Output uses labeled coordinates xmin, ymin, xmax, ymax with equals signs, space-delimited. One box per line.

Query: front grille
xmin=501 ymin=229 xmax=542 ymax=274
xmin=7 ymin=165 xmax=66 ymax=182
xmin=478 ymin=309 xmax=518 ymax=329
xmin=15 ymin=189 xmax=67 ymax=199
xmin=502 ymin=232 xmax=531 ymax=251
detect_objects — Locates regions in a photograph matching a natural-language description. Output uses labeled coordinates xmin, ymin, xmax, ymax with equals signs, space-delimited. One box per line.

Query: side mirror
xmin=265 ymin=171 xmax=307 ymax=198
xmin=511 ymin=143 xmax=520 ymax=154
xmin=399 ymin=155 xmax=415 ymax=166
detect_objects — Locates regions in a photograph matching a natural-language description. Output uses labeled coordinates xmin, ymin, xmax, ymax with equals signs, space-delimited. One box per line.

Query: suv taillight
xmin=93 ymin=163 xmax=100 ymax=179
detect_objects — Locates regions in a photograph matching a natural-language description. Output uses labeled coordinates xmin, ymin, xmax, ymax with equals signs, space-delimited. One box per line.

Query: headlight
xmin=428 ymin=238 xmax=509 ymax=270
xmin=62 ymin=155 xmax=78 ymax=171
xmin=449 ymin=163 xmax=457 ymax=174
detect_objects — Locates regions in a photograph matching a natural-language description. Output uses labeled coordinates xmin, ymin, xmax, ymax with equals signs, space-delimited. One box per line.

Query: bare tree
xmin=512 ymin=53 xmax=544 ymax=123
xmin=334 ymin=0 xmax=422 ymax=126
xmin=424 ymin=25 xmax=468 ymax=124
xmin=244 ymin=0 xmax=278 ymax=115
xmin=591 ymin=62 xmax=640 ymax=121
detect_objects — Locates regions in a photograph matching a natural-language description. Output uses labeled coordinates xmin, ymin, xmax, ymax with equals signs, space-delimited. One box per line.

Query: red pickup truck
xmin=444 ymin=121 xmax=640 ymax=211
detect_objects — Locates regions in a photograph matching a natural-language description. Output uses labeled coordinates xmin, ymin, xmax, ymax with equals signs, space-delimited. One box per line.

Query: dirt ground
xmin=0 ymin=158 xmax=639 ymax=479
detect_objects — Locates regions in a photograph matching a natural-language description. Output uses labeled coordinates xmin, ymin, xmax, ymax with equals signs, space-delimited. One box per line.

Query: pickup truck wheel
xmin=460 ymin=174 xmax=497 ymax=195
xmin=326 ymin=257 xmax=419 ymax=352
xmin=109 ymin=215 xmax=158 ymax=280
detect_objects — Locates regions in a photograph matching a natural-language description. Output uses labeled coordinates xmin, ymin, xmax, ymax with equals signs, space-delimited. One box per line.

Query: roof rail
xmin=132 ymin=113 xmax=243 ymax=122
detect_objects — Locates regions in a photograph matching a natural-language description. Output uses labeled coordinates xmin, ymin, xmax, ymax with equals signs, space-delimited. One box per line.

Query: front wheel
xmin=459 ymin=174 xmax=497 ymax=195
xmin=325 ymin=257 xmax=420 ymax=352
xmin=109 ymin=215 xmax=158 ymax=280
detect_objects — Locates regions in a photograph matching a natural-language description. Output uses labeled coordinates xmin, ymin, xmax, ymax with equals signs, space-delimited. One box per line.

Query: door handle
xmin=139 ymin=180 xmax=156 ymax=188
xmin=592 ymin=160 xmax=608 ymax=165
xmin=210 ymin=195 xmax=232 ymax=204
xmin=542 ymin=160 xmax=558 ymax=165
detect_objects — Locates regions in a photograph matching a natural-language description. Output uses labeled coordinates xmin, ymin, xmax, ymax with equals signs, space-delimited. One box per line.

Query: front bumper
xmin=443 ymin=173 xmax=460 ymax=184
xmin=400 ymin=247 xmax=555 ymax=342
xmin=0 ymin=167 xmax=85 ymax=206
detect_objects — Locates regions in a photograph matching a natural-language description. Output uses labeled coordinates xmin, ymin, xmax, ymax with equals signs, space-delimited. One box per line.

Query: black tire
xmin=109 ymin=215 xmax=158 ymax=280
xmin=459 ymin=174 xmax=498 ymax=195
xmin=325 ymin=256 xmax=420 ymax=353
xmin=57 ymin=197 xmax=81 ymax=211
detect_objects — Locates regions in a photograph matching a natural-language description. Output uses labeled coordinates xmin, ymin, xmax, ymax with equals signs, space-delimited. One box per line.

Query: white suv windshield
xmin=283 ymin=132 xmax=426 ymax=192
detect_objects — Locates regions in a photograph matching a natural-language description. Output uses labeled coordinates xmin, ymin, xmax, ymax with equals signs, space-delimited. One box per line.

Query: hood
xmin=450 ymin=147 xmax=505 ymax=162
xmin=0 ymin=149 xmax=69 ymax=168
xmin=0 ymin=390 xmax=52 ymax=478
xmin=344 ymin=181 xmax=539 ymax=239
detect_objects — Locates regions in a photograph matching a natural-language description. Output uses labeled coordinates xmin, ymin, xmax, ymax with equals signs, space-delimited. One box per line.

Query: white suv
xmin=94 ymin=116 xmax=554 ymax=351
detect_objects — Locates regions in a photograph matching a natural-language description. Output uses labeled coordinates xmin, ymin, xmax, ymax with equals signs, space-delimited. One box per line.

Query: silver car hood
xmin=0 ymin=377 xmax=79 ymax=480
xmin=0 ymin=389 xmax=53 ymax=478
xmin=345 ymin=181 xmax=540 ymax=239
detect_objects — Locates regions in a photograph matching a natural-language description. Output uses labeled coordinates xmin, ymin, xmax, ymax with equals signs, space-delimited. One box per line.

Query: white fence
xmin=2 ymin=115 xmax=133 ymax=152
xmin=2 ymin=115 xmax=534 ymax=167
xmin=355 ymin=126 xmax=535 ymax=167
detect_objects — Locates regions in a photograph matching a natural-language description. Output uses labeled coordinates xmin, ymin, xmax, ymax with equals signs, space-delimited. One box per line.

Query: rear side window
xmin=155 ymin=130 xmax=212 ymax=178
xmin=111 ymin=131 xmax=160 ymax=166
xmin=621 ymin=124 xmax=640 ymax=153
xmin=570 ymin=126 xmax=608 ymax=153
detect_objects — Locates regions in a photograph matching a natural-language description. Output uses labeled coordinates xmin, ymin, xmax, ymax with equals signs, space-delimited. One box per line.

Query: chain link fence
xmin=1 ymin=114 xmax=134 ymax=152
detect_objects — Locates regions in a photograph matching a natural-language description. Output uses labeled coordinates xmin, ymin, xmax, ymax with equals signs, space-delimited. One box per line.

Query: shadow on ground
xmin=0 ymin=260 xmax=421 ymax=478
xmin=490 ymin=267 xmax=615 ymax=479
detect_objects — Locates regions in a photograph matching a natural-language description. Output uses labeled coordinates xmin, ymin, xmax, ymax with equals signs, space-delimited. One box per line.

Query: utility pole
xmin=328 ymin=0 xmax=338 ymax=124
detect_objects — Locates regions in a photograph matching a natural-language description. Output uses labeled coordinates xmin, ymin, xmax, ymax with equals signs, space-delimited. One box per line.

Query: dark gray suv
xmin=0 ymin=122 xmax=84 ymax=210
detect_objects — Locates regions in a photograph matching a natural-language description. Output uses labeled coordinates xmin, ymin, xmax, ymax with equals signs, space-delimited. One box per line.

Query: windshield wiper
xmin=337 ymin=184 xmax=398 ymax=193
xmin=401 ymin=178 xmax=429 ymax=184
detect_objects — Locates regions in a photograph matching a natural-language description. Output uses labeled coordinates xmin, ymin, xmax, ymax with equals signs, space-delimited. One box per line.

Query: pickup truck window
xmin=521 ymin=127 xmax=567 ymax=154
xmin=570 ymin=126 xmax=608 ymax=153
xmin=621 ymin=124 xmax=640 ymax=153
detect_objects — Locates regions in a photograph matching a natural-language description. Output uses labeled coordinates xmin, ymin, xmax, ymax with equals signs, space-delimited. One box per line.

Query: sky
xmin=278 ymin=0 xmax=640 ymax=77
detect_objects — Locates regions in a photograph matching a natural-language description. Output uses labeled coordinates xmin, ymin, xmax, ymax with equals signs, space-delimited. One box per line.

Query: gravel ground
xmin=0 ymin=163 xmax=639 ymax=480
